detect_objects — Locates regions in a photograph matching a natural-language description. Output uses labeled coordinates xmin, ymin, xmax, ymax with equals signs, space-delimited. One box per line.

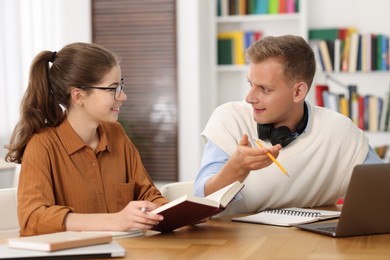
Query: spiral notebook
xmin=232 ymin=207 xmax=341 ymax=227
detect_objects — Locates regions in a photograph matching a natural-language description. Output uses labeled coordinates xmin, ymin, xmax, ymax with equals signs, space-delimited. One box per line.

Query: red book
xmin=315 ymin=84 xmax=329 ymax=107
xmin=358 ymin=95 xmax=365 ymax=130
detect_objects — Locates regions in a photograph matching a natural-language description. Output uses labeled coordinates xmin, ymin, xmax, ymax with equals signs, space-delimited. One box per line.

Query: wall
xmin=0 ymin=0 xmax=91 ymax=188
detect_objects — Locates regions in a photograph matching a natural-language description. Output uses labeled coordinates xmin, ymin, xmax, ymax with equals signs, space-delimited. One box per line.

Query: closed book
xmin=348 ymin=32 xmax=359 ymax=72
xmin=376 ymin=34 xmax=383 ymax=71
xmin=232 ymin=207 xmax=341 ymax=227
xmin=247 ymin=0 xmax=256 ymax=14
xmin=218 ymin=31 xmax=245 ymax=65
xmin=8 ymin=231 xmax=112 ymax=252
xmin=308 ymin=28 xmax=350 ymax=41
xmin=339 ymin=95 xmax=349 ymax=117
xmin=348 ymin=85 xmax=359 ymax=125
xmin=286 ymin=0 xmax=295 ymax=13
xmin=358 ymin=95 xmax=365 ymax=130
xmin=309 ymin=28 xmax=341 ymax=41
xmin=151 ymin=181 xmax=244 ymax=233
xmin=318 ymin=40 xmax=333 ymax=72
xmin=382 ymin=89 xmax=390 ymax=131
xmin=309 ymin=41 xmax=323 ymax=71
xmin=315 ymin=84 xmax=329 ymax=107
xmin=0 ymin=241 xmax=125 ymax=259
xmin=268 ymin=0 xmax=279 ymax=14
xmin=368 ymin=96 xmax=379 ymax=132
xmin=278 ymin=0 xmax=287 ymax=13
xmin=255 ymin=0 xmax=268 ymax=14
xmin=334 ymin=38 xmax=341 ymax=72
xmin=218 ymin=38 xmax=234 ymax=65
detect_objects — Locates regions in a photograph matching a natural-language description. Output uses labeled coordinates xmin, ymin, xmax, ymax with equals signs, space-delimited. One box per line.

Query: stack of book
xmin=309 ymin=27 xmax=390 ymax=73
xmin=315 ymin=84 xmax=390 ymax=132
xmin=218 ymin=31 xmax=262 ymax=65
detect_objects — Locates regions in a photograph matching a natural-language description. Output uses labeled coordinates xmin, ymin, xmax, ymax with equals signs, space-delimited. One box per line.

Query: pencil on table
xmin=254 ymin=139 xmax=289 ymax=177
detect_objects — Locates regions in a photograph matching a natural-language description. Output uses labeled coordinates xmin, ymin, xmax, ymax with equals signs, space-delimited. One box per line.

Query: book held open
xmin=151 ymin=181 xmax=244 ymax=232
xmin=232 ymin=207 xmax=341 ymax=227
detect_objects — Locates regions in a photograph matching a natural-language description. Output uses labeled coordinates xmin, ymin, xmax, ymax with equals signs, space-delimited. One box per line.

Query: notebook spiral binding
xmin=263 ymin=208 xmax=321 ymax=218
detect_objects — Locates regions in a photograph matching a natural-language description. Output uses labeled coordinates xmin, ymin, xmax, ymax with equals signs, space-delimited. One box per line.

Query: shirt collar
xmin=56 ymin=118 xmax=110 ymax=155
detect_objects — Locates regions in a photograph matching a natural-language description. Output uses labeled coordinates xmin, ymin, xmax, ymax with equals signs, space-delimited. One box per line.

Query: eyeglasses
xmin=78 ymin=78 xmax=125 ymax=100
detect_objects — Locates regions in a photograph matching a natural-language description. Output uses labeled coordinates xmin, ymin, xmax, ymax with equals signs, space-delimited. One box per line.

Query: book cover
xmin=1 ymin=241 xmax=125 ymax=259
xmin=318 ymin=40 xmax=333 ymax=72
xmin=218 ymin=31 xmax=245 ymax=65
xmin=7 ymin=231 xmax=112 ymax=252
xmin=218 ymin=38 xmax=234 ymax=65
xmin=268 ymin=0 xmax=279 ymax=14
xmin=315 ymin=84 xmax=329 ymax=107
xmin=348 ymin=85 xmax=359 ymax=125
xmin=334 ymin=38 xmax=341 ymax=72
xmin=232 ymin=207 xmax=341 ymax=227
xmin=348 ymin=32 xmax=359 ymax=72
xmin=286 ymin=0 xmax=295 ymax=13
xmin=376 ymin=34 xmax=383 ymax=71
xmin=309 ymin=40 xmax=325 ymax=71
xmin=358 ymin=95 xmax=365 ymax=130
xmin=339 ymin=94 xmax=349 ymax=117
xmin=368 ymin=95 xmax=379 ymax=132
xmin=151 ymin=181 xmax=244 ymax=232
xmin=309 ymin=28 xmax=341 ymax=41
xmin=255 ymin=0 xmax=268 ymax=14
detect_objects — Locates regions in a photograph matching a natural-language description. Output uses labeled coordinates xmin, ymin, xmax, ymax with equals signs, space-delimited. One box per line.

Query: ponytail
xmin=5 ymin=51 xmax=64 ymax=163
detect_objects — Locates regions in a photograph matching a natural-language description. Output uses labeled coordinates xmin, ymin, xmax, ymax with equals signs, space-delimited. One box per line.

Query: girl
xmin=5 ymin=42 xmax=167 ymax=236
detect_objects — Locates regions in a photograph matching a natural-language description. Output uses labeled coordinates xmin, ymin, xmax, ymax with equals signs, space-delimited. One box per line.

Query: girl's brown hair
xmin=5 ymin=42 xmax=118 ymax=163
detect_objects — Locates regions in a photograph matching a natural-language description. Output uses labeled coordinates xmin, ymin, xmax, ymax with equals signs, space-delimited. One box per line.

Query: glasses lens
xmin=115 ymin=79 xmax=124 ymax=100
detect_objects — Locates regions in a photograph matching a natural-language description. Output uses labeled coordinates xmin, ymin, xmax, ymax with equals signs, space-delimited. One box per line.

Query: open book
xmin=151 ymin=181 xmax=244 ymax=232
xmin=232 ymin=207 xmax=341 ymax=227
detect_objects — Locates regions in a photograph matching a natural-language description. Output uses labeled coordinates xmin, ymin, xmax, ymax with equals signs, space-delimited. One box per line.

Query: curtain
xmin=0 ymin=0 xmax=91 ymax=161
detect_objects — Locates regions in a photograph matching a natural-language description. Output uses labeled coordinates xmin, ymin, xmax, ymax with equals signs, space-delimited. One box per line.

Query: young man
xmin=194 ymin=35 xmax=382 ymax=215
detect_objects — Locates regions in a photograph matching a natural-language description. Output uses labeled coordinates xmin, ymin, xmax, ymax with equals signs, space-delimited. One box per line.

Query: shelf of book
xmin=216 ymin=13 xmax=301 ymax=23
xmin=214 ymin=0 xmax=307 ymax=104
xmin=205 ymin=0 xmax=390 ymax=159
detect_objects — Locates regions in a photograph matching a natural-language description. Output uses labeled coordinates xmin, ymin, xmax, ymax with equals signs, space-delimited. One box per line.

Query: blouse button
xmin=91 ymin=162 xmax=96 ymax=167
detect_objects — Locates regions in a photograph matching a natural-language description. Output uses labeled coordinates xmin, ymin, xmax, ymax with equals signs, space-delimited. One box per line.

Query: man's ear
xmin=292 ymin=82 xmax=308 ymax=103
xmin=70 ymin=88 xmax=85 ymax=106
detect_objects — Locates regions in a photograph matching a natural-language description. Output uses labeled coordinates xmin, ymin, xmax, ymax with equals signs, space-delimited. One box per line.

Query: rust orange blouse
xmin=18 ymin=118 xmax=168 ymax=236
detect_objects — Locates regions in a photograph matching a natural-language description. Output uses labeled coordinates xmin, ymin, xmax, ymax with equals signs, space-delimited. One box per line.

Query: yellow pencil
xmin=254 ymin=139 xmax=289 ymax=177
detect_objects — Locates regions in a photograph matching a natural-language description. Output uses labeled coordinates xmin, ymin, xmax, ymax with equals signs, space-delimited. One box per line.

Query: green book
xmin=218 ymin=39 xmax=233 ymax=65
xmin=268 ymin=0 xmax=279 ymax=14
xmin=309 ymin=28 xmax=341 ymax=41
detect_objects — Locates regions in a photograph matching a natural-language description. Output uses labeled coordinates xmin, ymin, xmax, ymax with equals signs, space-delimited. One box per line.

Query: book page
xmin=152 ymin=194 xmax=219 ymax=215
xmin=205 ymin=181 xmax=244 ymax=207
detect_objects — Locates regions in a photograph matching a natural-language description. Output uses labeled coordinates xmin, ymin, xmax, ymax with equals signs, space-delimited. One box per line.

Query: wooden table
xmin=118 ymin=215 xmax=390 ymax=260
xmin=1 ymin=208 xmax=390 ymax=260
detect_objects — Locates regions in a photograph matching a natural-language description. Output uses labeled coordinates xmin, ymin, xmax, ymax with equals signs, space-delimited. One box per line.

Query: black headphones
xmin=257 ymin=104 xmax=308 ymax=147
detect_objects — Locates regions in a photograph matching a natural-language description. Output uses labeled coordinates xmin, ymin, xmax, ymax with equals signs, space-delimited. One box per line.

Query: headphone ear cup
xmin=269 ymin=126 xmax=294 ymax=147
xmin=257 ymin=124 xmax=274 ymax=141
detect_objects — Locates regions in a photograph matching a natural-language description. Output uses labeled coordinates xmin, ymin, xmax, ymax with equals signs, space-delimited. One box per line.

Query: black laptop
xmin=295 ymin=163 xmax=390 ymax=237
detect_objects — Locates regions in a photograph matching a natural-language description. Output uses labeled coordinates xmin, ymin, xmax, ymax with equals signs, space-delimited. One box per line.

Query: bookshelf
xmin=213 ymin=0 xmax=308 ymax=105
xmin=205 ymin=0 xmax=390 ymax=161
xmin=307 ymin=0 xmax=390 ymax=161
